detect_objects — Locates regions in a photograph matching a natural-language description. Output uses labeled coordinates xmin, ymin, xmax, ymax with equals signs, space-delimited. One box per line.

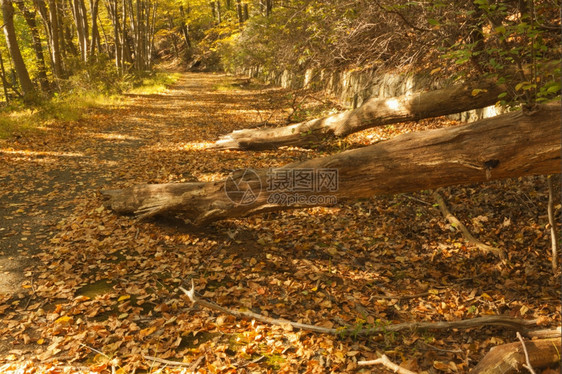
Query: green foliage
xmin=437 ymin=0 xmax=561 ymax=106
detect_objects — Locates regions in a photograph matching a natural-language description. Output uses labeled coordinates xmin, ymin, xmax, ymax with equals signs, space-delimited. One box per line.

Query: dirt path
xmin=0 ymin=73 xmax=284 ymax=293
xmin=0 ymin=73 xmax=559 ymax=372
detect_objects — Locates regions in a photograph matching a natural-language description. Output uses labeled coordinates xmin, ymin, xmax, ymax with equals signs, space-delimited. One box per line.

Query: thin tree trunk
xmin=179 ymin=5 xmax=191 ymax=48
xmin=216 ymin=0 xmax=221 ymax=23
xmin=102 ymin=103 xmax=561 ymax=226
xmin=50 ymin=0 xmax=65 ymax=70
xmin=0 ymin=51 xmax=11 ymax=102
xmin=34 ymin=0 xmax=64 ymax=78
xmin=89 ymin=0 xmax=100 ymax=57
xmin=236 ymin=0 xmax=243 ymax=23
xmin=106 ymin=0 xmax=121 ymax=69
xmin=70 ymin=0 xmax=89 ymax=61
xmin=1 ymin=0 xmax=36 ymax=100
xmin=15 ymin=0 xmax=50 ymax=91
xmin=147 ymin=0 xmax=157 ymax=68
xmin=213 ymin=81 xmax=506 ymax=150
xmin=121 ymin=0 xmax=132 ymax=65
xmin=96 ymin=12 xmax=108 ymax=54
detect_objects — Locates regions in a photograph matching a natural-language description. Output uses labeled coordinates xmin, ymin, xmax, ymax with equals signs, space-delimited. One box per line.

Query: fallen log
xmin=212 ymin=81 xmax=505 ymax=150
xmin=102 ymin=103 xmax=561 ymax=225
xmin=471 ymin=337 xmax=561 ymax=374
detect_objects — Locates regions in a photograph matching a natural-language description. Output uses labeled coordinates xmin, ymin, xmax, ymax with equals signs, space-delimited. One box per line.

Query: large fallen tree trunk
xmin=102 ymin=103 xmax=561 ymax=225
xmin=212 ymin=81 xmax=505 ymax=150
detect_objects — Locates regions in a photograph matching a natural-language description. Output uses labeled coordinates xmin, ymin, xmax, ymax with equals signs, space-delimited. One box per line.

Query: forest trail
xmin=0 ymin=73 xmax=559 ymax=371
xmin=0 ymin=73 xmax=288 ymax=295
xmin=1 ymin=73 xmax=279 ymax=290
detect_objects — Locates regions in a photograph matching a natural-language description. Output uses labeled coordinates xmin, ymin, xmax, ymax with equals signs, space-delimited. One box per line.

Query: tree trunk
xmin=15 ymin=0 xmax=50 ymax=92
xmin=0 ymin=51 xmax=11 ymax=102
xmin=213 ymin=81 xmax=506 ymax=150
xmin=179 ymin=5 xmax=192 ymax=48
xmin=236 ymin=0 xmax=243 ymax=23
xmin=70 ymin=0 xmax=89 ymax=62
xmin=471 ymin=337 xmax=561 ymax=374
xmin=102 ymin=103 xmax=561 ymax=226
xmin=1 ymin=0 xmax=36 ymax=100
xmin=89 ymin=0 xmax=100 ymax=57
xmin=44 ymin=0 xmax=64 ymax=77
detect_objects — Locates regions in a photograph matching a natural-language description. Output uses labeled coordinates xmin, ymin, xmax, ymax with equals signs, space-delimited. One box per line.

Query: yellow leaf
xmin=433 ymin=361 xmax=450 ymax=371
xmin=37 ymin=338 xmax=45 ymax=345
xmin=139 ymin=326 xmax=157 ymax=338
xmin=118 ymin=295 xmax=131 ymax=302
xmin=55 ymin=316 xmax=73 ymax=325
xmin=472 ymin=88 xmax=488 ymax=96
xmin=480 ymin=292 xmax=493 ymax=301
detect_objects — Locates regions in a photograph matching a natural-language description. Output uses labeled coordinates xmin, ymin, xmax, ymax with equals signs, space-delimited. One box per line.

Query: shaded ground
xmin=0 ymin=73 xmax=560 ymax=373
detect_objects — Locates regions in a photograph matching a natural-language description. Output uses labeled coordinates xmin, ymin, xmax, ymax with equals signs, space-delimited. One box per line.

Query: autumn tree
xmin=1 ymin=0 xmax=36 ymax=100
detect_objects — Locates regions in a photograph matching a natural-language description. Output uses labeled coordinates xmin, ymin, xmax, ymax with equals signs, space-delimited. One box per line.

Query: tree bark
xmin=102 ymin=103 xmax=561 ymax=226
xmin=89 ymin=0 xmax=100 ymax=57
xmin=15 ymin=0 xmax=50 ymax=92
xmin=36 ymin=0 xmax=64 ymax=78
xmin=179 ymin=5 xmax=192 ymax=49
xmin=70 ymin=0 xmax=89 ymax=62
xmin=212 ymin=81 xmax=506 ymax=150
xmin=0 ymin=51 xmax=11 ymax=102
xmin=471 ymin=337 xmax=561 ymax=374
xmin=1 ymin=0 xmax=36 ymax=100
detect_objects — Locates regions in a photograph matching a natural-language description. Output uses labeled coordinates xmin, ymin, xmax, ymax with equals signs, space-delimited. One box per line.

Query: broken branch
xmin=358 ymin=354 xmax=418 ymax=374
xmin=179 ymin=280 xmax=540 ymax=337
xmin=433 ymin=191 xmax=506 ymax=259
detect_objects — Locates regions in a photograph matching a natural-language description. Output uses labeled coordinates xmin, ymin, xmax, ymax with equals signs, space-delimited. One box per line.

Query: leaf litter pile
xmin=0 ymin=73 xmax=560 ymax=373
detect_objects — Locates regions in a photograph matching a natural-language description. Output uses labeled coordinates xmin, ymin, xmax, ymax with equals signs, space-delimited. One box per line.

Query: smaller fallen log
xmin=212 ymin=81 xmax=505 ymax=150
xmin=471 ymin=337 xmax=561 ymax=374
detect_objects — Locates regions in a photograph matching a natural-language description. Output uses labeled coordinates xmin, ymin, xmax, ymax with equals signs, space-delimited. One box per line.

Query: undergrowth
xmin=0 ymin=71 xmax=180 ymax=139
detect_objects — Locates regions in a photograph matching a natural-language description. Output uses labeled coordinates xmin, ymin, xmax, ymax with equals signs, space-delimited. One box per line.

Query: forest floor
xmin=0 ymin=72 xmax=560 ymax=373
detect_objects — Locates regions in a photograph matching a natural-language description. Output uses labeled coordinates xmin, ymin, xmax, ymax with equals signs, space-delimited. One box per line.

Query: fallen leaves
xmin=0 ymin=73 xmax=560 ymax=373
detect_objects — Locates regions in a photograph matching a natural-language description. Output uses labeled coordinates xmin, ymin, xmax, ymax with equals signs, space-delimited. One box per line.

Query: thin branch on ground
xmin=433 ymin=191 xmax=506 ymax=260
xmin=357 ymin=354 xmax=418 ymax=374
xmin=516 ymin=332 xmax=537 ymax=374
xmin=144 ymin=355 xmax=193 ymax=367
xmin=179 ymin=279 xmax=539 ymax=337
xmin=371 ymin=291 xmax=431 ymax=300
xmin=547 ymin=175 xmax=559 ymax=272
xmin=418 ymin=342 xmax=463 ymax=353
